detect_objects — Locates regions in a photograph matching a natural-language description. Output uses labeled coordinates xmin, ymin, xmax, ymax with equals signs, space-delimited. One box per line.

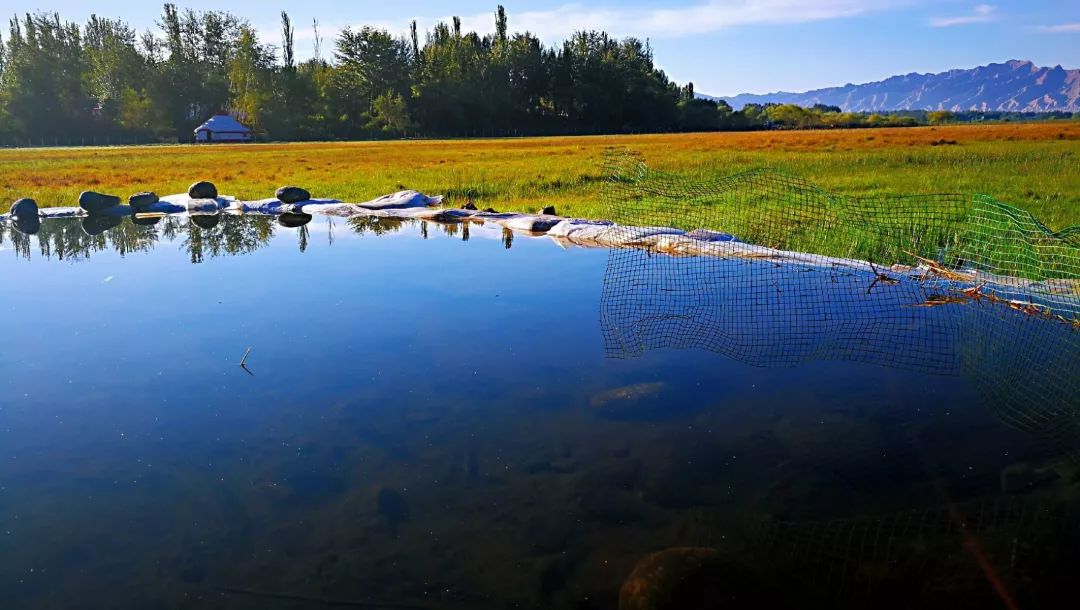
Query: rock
xmin=190 ymin=213 xmax=220 ymax=230
xmin=276 ymin=186 xmax=311 ymax=204
xmin=188 ymin=181 xmax=218 ymax=200
xmin=499 ymin=216 xmax=563 ymax=233
xmin=483 ymin=207 xmax=498 ymax=213
xmin=539 ymin=205 xmax=557 ymax=216
xmin=278 ymin=212 xmax=313 ymax=228
xmin=79 ymin=191 xmax=122 ymax=214
xmin=590 ymin=382 xmax=665 ymax=409
xmin=82 ymin=215 xmax=123 ymax=236
xmin=10 ymin=198 xmax=38 ymax=219
xmin=357 ymin=190 xmax=442 ymax=210
xmin=128 ymin=192 xmax=159 ymax=209
xmin=461 ymin=202 xmax=478 ymax=210
xmin=685 ymin=229 xmax=737 ymax=243
xmin=619 ymin=547 xmax=769 ymax=610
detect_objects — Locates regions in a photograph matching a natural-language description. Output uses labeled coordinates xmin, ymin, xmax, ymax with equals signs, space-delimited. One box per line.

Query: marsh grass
xmin=1 ymin=122 xmax=1077 ymax=229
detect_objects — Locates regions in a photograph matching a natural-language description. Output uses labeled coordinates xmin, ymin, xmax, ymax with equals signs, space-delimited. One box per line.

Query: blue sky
xmin=3 ymin=1 xmax=1078 ymax=95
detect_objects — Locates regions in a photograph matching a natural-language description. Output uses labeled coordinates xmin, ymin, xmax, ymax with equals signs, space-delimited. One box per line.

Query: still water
xmin=1 ymin=215 xmax=1078 ymax=610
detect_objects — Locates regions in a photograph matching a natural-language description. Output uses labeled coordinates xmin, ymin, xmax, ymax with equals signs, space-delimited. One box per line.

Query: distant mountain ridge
xmin=709 ymin=60 xmax=1080 ymax=113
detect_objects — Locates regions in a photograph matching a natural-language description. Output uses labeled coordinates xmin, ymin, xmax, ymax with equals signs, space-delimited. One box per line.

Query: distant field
xmin=1 ymin=121 xmax=1077 ymax=229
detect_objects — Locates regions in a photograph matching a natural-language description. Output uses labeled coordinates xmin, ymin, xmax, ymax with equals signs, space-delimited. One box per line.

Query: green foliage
xmin=368 ymin=91 xmax=411 ymax=134
xmin=0 ymin=5 xmax=1075 ymax=145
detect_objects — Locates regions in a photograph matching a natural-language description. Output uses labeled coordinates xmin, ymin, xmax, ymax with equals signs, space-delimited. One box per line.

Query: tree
xmin=227 ymin=25 xmax=272 ymax=132
xmin=368 ymin=90 xmax=411 ymax=134
xmin=331 ymin=26 xmax=411 ymax=134
xmin=928 ymin=110 xmax=954 ymax=125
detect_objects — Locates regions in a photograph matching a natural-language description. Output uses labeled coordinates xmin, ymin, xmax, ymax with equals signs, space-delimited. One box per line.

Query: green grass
xmin=1 ymin=122 xmax=1077 ymax=231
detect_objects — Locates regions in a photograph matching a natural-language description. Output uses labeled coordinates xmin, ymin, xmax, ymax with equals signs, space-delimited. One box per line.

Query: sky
xmin=2 ymin=0 xmax=1078 ymax=96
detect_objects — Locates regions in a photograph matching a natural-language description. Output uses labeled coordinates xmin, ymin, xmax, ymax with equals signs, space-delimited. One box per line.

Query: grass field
xmin=1 ymin=122 xmax=1078 ymax=229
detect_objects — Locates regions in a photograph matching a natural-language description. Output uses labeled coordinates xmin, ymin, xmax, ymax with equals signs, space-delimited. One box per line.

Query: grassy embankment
xmin=1 ymin=122 xmax=1077 ymax=230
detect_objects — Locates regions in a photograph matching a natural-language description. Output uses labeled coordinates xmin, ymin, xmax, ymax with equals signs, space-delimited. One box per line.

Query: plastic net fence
xmin=602 ymin=152 xmax=1080 ymax=322
xmin=599 ymin=153 xmax=1080 ymax=449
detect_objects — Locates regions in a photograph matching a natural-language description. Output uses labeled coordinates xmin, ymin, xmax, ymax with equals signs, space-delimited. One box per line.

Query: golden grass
xmin=2 ymin=121 xmax=1078 ymax=229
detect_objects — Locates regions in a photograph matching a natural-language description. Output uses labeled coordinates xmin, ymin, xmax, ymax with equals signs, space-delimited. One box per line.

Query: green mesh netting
xmin=599 ymin=152 xmax=1080 ymax=457
xmin=602 ymin=152 xmax=1080 ymax=322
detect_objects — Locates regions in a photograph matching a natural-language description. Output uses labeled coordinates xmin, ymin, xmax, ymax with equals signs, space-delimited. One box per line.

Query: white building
xmin=194 ymin=114 xmax=254 ymax=143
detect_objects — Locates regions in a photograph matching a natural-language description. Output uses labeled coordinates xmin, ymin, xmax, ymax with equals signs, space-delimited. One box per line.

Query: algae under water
xmin=0 ymin=215 xmax=1077 ymax=609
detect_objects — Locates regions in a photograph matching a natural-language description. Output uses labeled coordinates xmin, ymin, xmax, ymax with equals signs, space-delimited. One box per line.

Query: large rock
xmin=128 ymin=192 xmax=160 ymax=209
xmin=276 ymin=186 xmax=311 ymax=204
xmin=79 ymin=191 xmax=122 ymax=214
xmin=188 ymin=181 xmax=218 ymax=200
xmin=10 ymin=198 xmax=38 ymax=219
xmin=619 ymin=547 xmax=772 ymax=610
xmin=539 ymin=205 xmax=557 ymax=216
xmin=357 ymin=190 xmax=443 ymax=211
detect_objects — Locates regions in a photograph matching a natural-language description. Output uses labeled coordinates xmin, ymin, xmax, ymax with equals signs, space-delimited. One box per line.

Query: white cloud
xmin=260 ymin=0 xmax=904 ymax=60
xmin=446 ymin=1 xmax=900 ymax=40
xmin=1033 ymin=22 xmax=1080 ymax=33
xmin=928 ymin=4 xmax=996 ymax=28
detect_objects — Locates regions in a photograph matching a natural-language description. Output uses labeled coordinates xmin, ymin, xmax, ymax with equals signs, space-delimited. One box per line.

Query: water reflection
xmin=0 ymin=215 xmax=501 ymax=265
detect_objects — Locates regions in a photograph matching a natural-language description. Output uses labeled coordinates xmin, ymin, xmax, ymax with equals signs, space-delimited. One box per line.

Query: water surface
xmin=1 ymin=215 xmax=1077 ymax=609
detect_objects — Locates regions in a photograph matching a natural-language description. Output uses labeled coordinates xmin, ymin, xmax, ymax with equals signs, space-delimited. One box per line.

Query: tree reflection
xmin=183 ymin=214 xmax=276 ymax=264
xmin=348 ymin=216 xmax=409 ymax=237
xmin=4 ymin=212 xmax=436 ymax=263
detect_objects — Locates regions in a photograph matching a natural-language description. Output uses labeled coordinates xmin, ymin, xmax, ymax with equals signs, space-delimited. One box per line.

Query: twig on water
xmin=217 ymin=586 xmax=434 ymax=609
xmin=239 ymin=347 xmax=255 ymax=376
xmin=867 ymin=262 xmax=900 ymax=294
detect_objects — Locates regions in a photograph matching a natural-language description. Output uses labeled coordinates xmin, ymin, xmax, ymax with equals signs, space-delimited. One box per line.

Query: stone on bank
xmin=276 ymin=186 xmax=311 ymax=204
xmin=79 ymin=191 xmax=122 ymax=214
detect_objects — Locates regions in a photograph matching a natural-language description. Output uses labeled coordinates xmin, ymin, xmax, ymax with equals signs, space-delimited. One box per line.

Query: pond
xmin=1 ymin=215 xmax=1078 ymax=610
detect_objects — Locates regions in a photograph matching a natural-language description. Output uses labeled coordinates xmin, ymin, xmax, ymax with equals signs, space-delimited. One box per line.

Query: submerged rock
xmin=278 ymin=212 xmax=313 ymax=228
xmin=10 ymin=198 xmax=38 ymax=219
xmin=188 ymin=181 xmax=218 ymax=200
xmin=539 ymin=205 xmax=557 ymax=216
xmin=276 ymin=186 xmax=311 ymax=204
xmin=619 ymin=547 xmax=768 ymax=610
xmin=590 ymin=382 xmax=665 ymax=408
xmin=79 ymin=191 xmax=122 ymax=214
xmin=82 ymin=215 xmax=123 ymax=236
xmin=128 ymin=192 xmax=159 ymax=209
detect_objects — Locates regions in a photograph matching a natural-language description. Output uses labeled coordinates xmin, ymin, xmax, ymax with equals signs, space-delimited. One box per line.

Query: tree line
xmin=0 ymin=5 xmax=1074 ymax=144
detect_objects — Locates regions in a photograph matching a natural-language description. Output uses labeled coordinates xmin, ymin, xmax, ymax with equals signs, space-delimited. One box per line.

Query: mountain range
xmin=709 ymin=60 xmax=1080 ymax=113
